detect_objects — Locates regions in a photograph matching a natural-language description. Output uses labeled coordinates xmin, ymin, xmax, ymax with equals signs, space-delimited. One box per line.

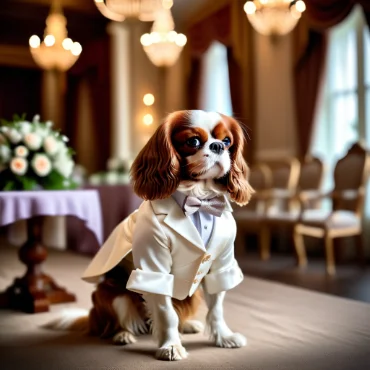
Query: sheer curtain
xmin=311 ymin=6 xmax=370 ymax=226
xmin=198 ymin=41 xmax=233 ymax=116
xmin=311 ymin=6 xmax=364 ymax=191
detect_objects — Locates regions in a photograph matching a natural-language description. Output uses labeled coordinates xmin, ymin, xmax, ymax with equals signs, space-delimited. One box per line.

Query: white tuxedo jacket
xmin=82 ymin=195 xmax=244 ymax=300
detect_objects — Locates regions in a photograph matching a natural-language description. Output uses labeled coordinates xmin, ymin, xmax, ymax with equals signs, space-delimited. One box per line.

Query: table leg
xmin=0 ymin=216 xmax=76 ymax=313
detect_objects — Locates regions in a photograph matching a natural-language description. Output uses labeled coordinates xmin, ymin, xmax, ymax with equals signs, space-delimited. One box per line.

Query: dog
xmin=50 ymin=110 xmax=254 ymax=361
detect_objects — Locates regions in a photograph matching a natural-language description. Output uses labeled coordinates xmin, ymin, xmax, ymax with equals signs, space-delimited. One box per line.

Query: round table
xmin=0 ymin=190 xmax=102 ymax=313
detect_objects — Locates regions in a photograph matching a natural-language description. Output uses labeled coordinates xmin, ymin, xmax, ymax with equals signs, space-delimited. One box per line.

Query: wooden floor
xmin=237 ymin=241 xmax=370 ymax=304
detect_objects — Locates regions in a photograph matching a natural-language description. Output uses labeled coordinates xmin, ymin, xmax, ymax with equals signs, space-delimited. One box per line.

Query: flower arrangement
xmin=88 ymin=157 xmax=132 ymax=186
xmin=0 ymin=114 xmax=76 ymax=191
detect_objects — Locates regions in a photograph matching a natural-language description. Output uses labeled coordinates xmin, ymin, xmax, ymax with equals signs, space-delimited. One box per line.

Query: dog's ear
xmin=218 ymin=115 xmax=255 ymax=206
xmin=130 ymin=115 xmax=181 ymax=200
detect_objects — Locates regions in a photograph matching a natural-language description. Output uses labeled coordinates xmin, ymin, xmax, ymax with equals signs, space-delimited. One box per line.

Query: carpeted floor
xmin=1 ymin=246 xmax=370 ymax=370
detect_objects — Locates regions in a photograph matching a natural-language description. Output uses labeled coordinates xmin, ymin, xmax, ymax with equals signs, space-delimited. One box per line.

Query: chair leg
xmin=259 ymin=225 xmax=271 ymax=261
xmin=354 ymin=233 xmax=366 ymax=267
xmin=293 ymin=228 xmax=307 ymax=267
xmin=324 ymin=234 xmax=336 ymax=275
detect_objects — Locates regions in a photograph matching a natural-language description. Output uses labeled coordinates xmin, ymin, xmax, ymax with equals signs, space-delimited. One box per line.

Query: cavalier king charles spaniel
xmin=50 ymin=110 xmax=254 ymax=361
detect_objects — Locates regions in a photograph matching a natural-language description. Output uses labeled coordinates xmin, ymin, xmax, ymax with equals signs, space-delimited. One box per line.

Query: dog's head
xmin=130 ymin=110 xmax=254 ymax=206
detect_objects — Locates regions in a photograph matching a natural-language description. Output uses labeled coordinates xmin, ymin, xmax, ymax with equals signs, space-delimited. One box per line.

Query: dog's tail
xmin=43 ymin=308 xmax=89 ymax=332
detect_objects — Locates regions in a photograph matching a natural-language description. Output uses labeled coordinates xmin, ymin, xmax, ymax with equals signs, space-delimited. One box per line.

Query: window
xmin=198 ymin=41 xmax=233 ymax=116
xmin=311 ymin=6 xmax=370 ymax=191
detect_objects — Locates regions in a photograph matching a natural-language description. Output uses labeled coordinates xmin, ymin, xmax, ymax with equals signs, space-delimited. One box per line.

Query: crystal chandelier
xmin=244 ymin=0 xmax=306 ymax=37
xmin=94 ymin=0 xmax=172 ymax=22
xmin=29 ymin=2 xmax=82 ymax=71
xmin=94 ymin=0 xmax=126 ymax=22
xmin=140 ymin=7 xmax=187 ymax=67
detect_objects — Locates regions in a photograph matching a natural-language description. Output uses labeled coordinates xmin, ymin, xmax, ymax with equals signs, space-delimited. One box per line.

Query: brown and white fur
xmin=48 ymin=110 xmax=254 ymax=361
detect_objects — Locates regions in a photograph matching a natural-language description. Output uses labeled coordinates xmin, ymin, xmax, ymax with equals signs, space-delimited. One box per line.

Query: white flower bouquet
xmin=0 ymin=114 xmax=76 ymax=191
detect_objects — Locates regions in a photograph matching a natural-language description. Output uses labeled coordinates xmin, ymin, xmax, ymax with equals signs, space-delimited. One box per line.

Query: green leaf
xmin=40 ymin=170 xmax=67 ymax=190
xmin=3 ymin=180 xmax=16 ymax=191
xmin=15 ymin=175 xmax=37 ymax=191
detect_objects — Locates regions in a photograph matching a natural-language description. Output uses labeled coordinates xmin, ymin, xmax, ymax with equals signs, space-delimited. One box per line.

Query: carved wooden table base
xmin=0 ymin=216 xmax=76 ymax=313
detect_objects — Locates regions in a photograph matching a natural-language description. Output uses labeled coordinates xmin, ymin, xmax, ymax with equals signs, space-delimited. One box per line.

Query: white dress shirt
xmin=171 ymin=191 xmax=215 ymax=247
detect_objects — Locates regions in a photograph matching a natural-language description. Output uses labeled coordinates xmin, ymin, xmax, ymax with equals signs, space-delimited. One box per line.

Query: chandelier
xmin=140 ymin=7 xmax=187 ymax=67
xmin=94 ymin=0 xmax=126 ymax=22
xmin=244 ymin=0 xmax=306 ymax=37
xmin=94 ymin=0 xmax=172 ymax=22
xmin=29 ymin=2 xmax=82 ymax=71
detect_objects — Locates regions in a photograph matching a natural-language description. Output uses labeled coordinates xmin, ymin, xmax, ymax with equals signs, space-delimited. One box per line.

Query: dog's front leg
xmin=203 ymin=289 xmax=247 ymax=348
xmin=145 ymin=294 xmax=188 ymax=361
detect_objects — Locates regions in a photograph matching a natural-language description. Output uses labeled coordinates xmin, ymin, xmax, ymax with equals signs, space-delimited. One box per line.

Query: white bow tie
xmin=183 ymin=196 xmax=226 ymax=217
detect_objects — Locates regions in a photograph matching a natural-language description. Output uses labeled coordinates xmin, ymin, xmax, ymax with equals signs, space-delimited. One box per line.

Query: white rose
xmin=10 ymin=157 xmax=28 ymax=175
xmin=6 ymin=128 xmax=22 ymax=144
xmin=45 ymin=120 xmax=53 ymax=129
xmin=44 ymin=136 xmax=58 ymax=156
xmin=0 ymin=145 xmax=11 ymax=163
xmin=34 ymin=126 xmax=50 ymax=138
xmin=107 ymin=158 xmax=121 ymax=171
xmin=14 ymin=145 xmax=29 ymax=158
xmin=19 ymin=121 xmax=32 ymax=135
xmin=24 ymin=132 xmax=42 ymax=150
xmin=33 ymin=114 xmax=40 ymax=123
xmin=57 ymin=141 xmax=68 ymax=154
xmin=54 ymin=155 xmax=74 ymax=178
xmin=31 ymin=154 xmax=52 ymax=177
xmin=89 ymin=174 xmax=102 ymax=185
xmin=105 ymin=172 xmax=119 ymax=185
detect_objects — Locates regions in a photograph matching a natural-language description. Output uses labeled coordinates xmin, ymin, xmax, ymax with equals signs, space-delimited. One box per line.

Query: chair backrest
xmin=243 ymin=163 xmax=272 ymax=212
xmin=298 ymin=156 xmax=324 ymax=191
xmin=268 ymin=157 xmax=301 ymax=191
xmin=332 ymin=142 xmax=370 ymax=215
xmin=249 ymin=163 xmax=272 ymax=191
xmin=261 ymin=157 xmax=301 ymax=212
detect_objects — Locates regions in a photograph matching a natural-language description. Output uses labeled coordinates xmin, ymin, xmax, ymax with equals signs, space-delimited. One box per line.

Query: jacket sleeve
xmin=126 ymin=203 xmax=174 ymax=296
xmin=203 ymin=239 xmax=244 ymax=295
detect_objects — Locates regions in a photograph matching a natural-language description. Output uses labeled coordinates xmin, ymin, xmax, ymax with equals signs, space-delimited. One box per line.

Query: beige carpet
xmin=0 ymin=246 xmax=370 ymax=370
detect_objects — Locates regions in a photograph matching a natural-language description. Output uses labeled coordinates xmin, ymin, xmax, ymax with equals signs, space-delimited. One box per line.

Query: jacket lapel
xmin=206 ymin=197 xmax=234 ymax=255
xmin=151 ymin=197 xmax=206 ymax=252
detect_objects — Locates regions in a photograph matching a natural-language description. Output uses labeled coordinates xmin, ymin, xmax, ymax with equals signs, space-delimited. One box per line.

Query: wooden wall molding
xmin=0 ymin=45 xmax=38 ymax=69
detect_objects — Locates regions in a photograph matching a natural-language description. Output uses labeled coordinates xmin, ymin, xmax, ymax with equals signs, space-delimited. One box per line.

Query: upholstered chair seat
xmin=292 ymin=143 xmax=370 ymax=275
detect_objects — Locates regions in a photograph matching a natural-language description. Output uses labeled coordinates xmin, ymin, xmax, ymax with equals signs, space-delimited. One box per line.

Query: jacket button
xmin=202 ymin=254 xmax=211 ymax=263
xmin=193 ymin=279 xmax=199 ymax=284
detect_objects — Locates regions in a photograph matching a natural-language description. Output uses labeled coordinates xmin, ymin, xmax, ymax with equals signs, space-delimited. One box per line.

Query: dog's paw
xmin=182 ymin=320 xmax=204 ymax=334
xmin=113 ymin=330 xmax=137 ymax=345
xmin=156 ymin=344 xmax=188 ymax=361
xmin=215 ymin=333 xmax=247 ymax=348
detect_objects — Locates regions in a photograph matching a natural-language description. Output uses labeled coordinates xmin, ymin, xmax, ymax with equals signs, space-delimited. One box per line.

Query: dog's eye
xmin=186 ymin=137 xmax=201 ymax=148
xmin=222 ymin=137 xmax=231 ymax=146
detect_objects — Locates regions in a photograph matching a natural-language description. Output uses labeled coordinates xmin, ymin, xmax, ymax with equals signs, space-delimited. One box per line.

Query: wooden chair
xmin=293 ymin=143 xmax=370 ymax=275
xmin=233 ymin=163 xmax=272 ymax=259
xmin=264 ymin=157 xmax=301 ymax=214
xmin=234 ymin=158 xmax=300 ymax=260
xmin=261 ymin=156 xmax=324 ymax=261
xmin=253 ymin=157 xmax=301 ymax=259
xmin=266 ymin=156 xmax=324 ymax=218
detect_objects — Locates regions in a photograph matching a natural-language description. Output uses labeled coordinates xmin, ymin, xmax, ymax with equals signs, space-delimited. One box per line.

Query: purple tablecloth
xmin=0 ymin=190 xmax=103 ymax=245
xmin=67 ymin=185 xmax=142 ymax=255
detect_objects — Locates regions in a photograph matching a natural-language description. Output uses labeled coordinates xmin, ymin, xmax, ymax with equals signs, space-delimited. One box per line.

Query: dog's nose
xmin=209 ymin=142 xmax=224 ymax=154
